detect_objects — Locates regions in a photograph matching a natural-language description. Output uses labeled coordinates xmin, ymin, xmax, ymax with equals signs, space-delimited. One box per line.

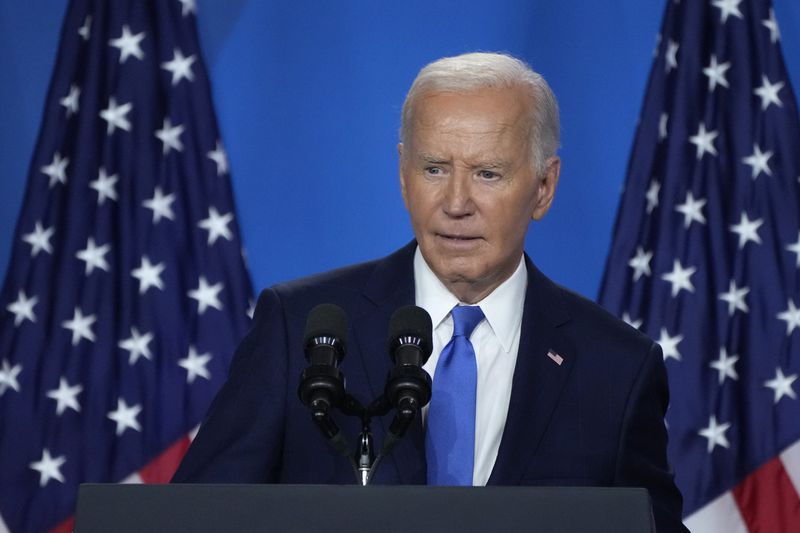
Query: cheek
xmin=486 ymin=201 xmax=533 ymax=243
xmin=406 ymin=190 xmax=440 ymax=223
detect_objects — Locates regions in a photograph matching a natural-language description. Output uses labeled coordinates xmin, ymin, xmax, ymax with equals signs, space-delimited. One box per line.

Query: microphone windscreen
xmin=303 ymin=303 xmax=348 ymax=348
xmin=387 ymin=305 xmax=433 ymax=357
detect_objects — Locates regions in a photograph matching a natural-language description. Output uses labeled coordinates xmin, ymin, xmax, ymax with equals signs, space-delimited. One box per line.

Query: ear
xmin=532 ymin=156 xmax=560 ymax=221
xmin=398 ymin=142 xmax=410 ymax=209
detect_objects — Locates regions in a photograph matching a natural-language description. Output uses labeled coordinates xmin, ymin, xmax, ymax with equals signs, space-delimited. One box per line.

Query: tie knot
xmin=450 ymin=305 xmax=484 ymax=338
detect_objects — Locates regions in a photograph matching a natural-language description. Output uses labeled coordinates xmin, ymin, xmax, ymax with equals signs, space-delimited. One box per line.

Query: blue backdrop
xmin=2 ymin=0 xmax=799 ymax=300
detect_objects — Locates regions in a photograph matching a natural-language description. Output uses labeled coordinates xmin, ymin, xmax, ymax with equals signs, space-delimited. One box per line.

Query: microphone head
xmin=304 ymin=303 xmax=348 ymax=352
xmin=387 ymin=305 xmax=433 ymax=363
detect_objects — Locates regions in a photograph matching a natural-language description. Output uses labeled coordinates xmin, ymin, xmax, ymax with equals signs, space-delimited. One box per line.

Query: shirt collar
xmin=413 ymin=246 xmax=528 ymax=353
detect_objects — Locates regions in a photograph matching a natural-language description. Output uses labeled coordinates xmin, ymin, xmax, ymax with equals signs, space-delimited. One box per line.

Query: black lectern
xmin=75 ymin=484 xmax=656 ymax=533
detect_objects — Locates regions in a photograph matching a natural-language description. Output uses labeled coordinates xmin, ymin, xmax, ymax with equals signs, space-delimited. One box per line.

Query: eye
xmin=478 ymin=169 xmax=499 ymax=180
xmin=425 ymin=166 xmax=444 ymax=176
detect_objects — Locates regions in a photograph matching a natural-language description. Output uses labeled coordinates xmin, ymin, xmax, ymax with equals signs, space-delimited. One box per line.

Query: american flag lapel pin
xmin=547 ymin=349 xmax=564 ymax=366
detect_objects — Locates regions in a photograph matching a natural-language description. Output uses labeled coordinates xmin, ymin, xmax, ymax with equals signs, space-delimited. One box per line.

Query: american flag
xmin=599 ymin=0 xmax=800 ymax=530
xmin=0 ymin=1 xmax=253 ymax=531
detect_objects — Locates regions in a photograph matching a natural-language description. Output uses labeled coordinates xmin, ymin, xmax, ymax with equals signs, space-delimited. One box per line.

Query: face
xmin=399 ymin=86 xmax=560 ymax=303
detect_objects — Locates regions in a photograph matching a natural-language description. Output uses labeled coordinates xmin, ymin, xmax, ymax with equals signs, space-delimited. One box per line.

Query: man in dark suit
xmin=173 ymin=52 xmax=688 ymax=532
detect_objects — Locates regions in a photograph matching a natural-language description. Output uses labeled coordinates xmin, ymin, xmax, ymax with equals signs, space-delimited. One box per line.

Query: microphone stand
xmin=313 ymin=392 xmax=418 ymax=486
xmin=300 ymin=304 xmax=432 ymax=486
xmin=339 ymin=394 xmax=376 ymax=486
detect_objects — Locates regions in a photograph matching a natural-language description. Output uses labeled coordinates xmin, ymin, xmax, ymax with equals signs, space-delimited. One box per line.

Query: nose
xmin=442 ymin=170 xmax=474 ymax=218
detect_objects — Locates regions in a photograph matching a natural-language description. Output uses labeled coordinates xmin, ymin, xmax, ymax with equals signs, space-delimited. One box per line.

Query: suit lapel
xmin=351 ymin=241 xmax=423 ymax=483
xmin=488 ymin=257 xmax=575 ymax=485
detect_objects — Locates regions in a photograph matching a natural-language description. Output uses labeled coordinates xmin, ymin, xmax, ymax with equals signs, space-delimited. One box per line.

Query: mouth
xmin=435 ymin=233 xmax=482 ymax=247
xmin=437 ymin=231 xmax=480 ymax=239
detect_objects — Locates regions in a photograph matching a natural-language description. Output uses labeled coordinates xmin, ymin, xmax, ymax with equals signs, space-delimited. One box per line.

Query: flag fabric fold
xmin=0 ymin=1 xmax=253 ymax=531
xmin=599 ymin=0 xmax=800 ymax=530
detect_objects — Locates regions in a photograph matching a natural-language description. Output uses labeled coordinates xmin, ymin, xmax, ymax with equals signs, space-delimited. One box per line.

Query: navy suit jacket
xmin=173 ymin=242 xmax=687 ymax=532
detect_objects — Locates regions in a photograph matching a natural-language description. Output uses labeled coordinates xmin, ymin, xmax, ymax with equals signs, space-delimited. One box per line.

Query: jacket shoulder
xmin=558 ymin=284 xmax=654 ymax=351
xmin=253 ymin=242 xmax=415 ymax=322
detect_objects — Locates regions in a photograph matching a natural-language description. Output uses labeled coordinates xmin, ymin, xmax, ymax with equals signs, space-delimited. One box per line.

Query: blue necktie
xmin=426 ymin=305 xmax=485 ymax=486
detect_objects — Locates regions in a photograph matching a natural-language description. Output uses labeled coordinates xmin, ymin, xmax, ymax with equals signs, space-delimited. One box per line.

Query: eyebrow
xmin=418 ymin=153 xmax=450 ymax=165
xmin=417 ymin=152 xmax=507 ymax=169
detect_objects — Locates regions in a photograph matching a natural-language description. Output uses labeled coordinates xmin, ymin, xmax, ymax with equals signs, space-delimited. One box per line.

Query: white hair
xmin=400 ymin=52 xmax=560 ymax=173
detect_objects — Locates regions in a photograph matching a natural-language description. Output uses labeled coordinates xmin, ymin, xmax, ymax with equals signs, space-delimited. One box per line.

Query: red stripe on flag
xmin=48 ymin=516 xmax=73 ymax=533
xmin=138 ymin=435 xmax=191 ymax=484
xmin=47 ymin=435 xmax=191 ymax=531
xmin=733 ymin=456 xmax=800 ymax=533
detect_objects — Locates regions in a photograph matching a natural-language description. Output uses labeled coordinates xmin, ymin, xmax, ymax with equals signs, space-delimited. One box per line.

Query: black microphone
xmin=298 ymin=303 xmax=348 ymax=416
xmin=384 ymin=305 xmax=433 ymax=419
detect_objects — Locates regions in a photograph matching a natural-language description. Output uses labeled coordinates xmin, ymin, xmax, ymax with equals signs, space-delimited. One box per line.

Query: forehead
xmin=409 ymin=87 xmax=533 ymax=152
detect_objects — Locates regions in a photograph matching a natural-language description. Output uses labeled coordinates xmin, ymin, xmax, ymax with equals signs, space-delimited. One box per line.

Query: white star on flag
xmin=178 ymin=346 xmax=212 ymax=384
xmin=0 ymin=360 xmax=22 ymax=396
xmin=658 ymin=113 xmax=668 ymax=141
xmin=742 ymin=144 xmax=773 ymax=179
xmin=188 ymin=276 xmax=224 ymax=315
xmin=786 ymin=231 xmax=800 ymax=267
xmin=657 ymin=327 xmax=684 ymax=362
xmin=709 ymin=348 xmax=739 ymax=385
xmin=665 ymin=40 xmax=679 ymax=73
xmin=718 ymin=280 xmax=749 ymax=316
xmin=59 ymin=84 xmax=80 ymax=116
xmin=729 ymin=212 xmax=763 ymax=249
xmin=118 ymin=327 xmax=154 ymax=365
xmin=61 ymin=307 xmax=97 ymax=346
xmin=674 ymin=191 xmax=707 ymax=228
xmin=764 ymin=367 xmax=798 ymax=404
xmin=777 ymin=300 xmax=800 ymax=335
xmin=89 ymin=167 xmax=119 ymax=205
xmin=6 ymin=290 xmax=38 ymax=326
xmin=131 ymin=256 xmax=166 ymax=294
xmin=622 ymin=312 xmax=643 ymax=330
xmin=698 ymin=415 xmax=731 ymax=453
xmin=645 ymin=180 xmax=660 ymax=213
xmin=46 ymin=377 xmax=83 ymax=416
xmin=99 ymin=97 xmax=133 ymax=135
xmin=178 ymin=0 xmax=197 ymax=17
xmin=702 ymin=55 xmax=731 ymax=92
xmin=142 ymin=186 xmax=176 ymax=223
xmin=40 ymin=152 xmax=69 ymax=188
xmin=661 ymin=259 xmax=696 ymax=297
xmin=712 ymin=0 xmax=743 ymax=24
xmin=207 ymin=141 xmax=229 ymax=175
xmin=78 ymin=15 xmax=92 ymax=40
xmin=198 ymin=207 xmax=234 ymax=245
xmin=29 ymin=449 xmax=66 ymax=487
xmin=22 ymin=221 xmax=54 ymax=257
xmin=161 ymin=48 xmax=196 ymax=85
xmin=76 ymin=237 xmax=111 ymax=275
xmin=107 ymin=399 xmax=143 ymax=436
xmin=762 ymin=8 xmax=780 ymax=43
xmin=628 ymin=246 xmax=652 ymax=281
xmin=108 ymin=25 xmax=145 ymax=63
xmin=754 ymin=75 xmax=785 ymax=110
xmin=155 ymin=118 xmax=185 ymax=154
xmin=689 ymin=123 xmax=719 ymax=159
xmin=764 ymin=367 xmax=797 ymax=403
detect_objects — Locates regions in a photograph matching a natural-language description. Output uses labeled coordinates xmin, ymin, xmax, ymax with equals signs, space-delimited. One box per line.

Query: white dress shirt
xmin=414 ymin=247 xmax=527 ymax=486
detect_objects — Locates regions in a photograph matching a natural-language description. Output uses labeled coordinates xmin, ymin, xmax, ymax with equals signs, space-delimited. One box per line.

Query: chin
xmin=433 ymin=259 xmax=483 ymax=285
